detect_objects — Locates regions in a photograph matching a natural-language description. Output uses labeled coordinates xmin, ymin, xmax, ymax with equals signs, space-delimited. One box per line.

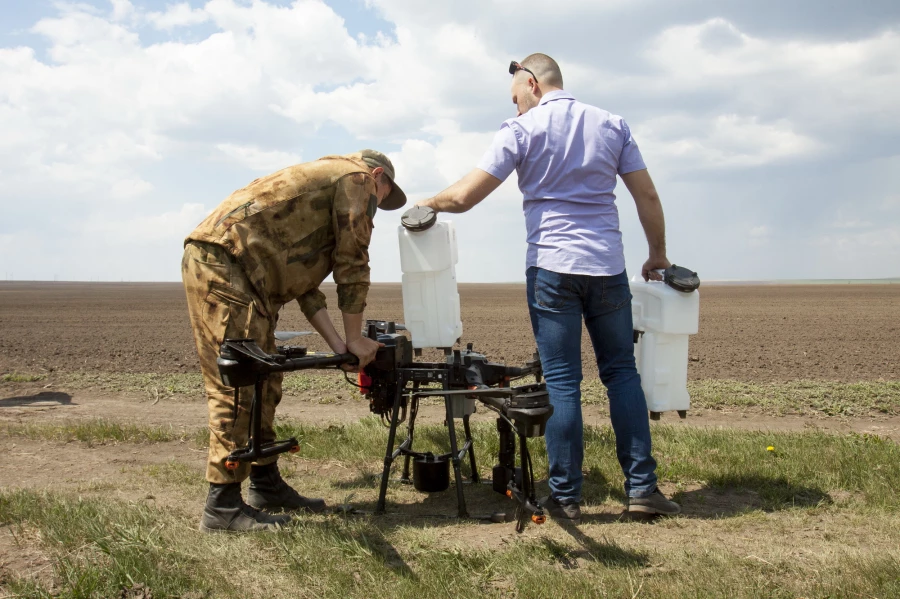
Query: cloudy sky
xmin=1 ymin=0 xmax=898 ymax=283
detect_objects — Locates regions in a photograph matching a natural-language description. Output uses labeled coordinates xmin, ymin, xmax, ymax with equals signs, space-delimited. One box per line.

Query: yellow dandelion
xmin=766 ymin=446 xmax=775 ymax=452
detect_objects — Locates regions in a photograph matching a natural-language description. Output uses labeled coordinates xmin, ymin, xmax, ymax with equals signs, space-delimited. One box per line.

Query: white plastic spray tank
xmin=398 ymin=206 xmax=463 ymax=350
xmin=629 ymin=265 xmax=701 ymax=419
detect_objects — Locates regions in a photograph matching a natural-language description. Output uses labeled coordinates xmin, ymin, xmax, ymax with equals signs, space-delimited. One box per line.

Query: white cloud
xmin=389 ymin=128 xmax=499 ymax=197
xmin=883 ymin=195 xmax=900 ymax=209
xmin=559 ymin=18 xmax=900 ymax=175
xmin=748 ymin=225 xmax=771 ymax=248
xmin=216 ymin=143 xmax=303 ymax=172
xmin=812 ymin=224 xmax=900 ymax=253
xmin=82 ymin=202 xmax=210 ymax=243
xmin=111 ymin=0 xmax=136 ymax=22
xmin=109 ymin=177 xmax=156 ymax=200
xmin=830 ymin=218 xmax=875 ymax=230
xmin=146 ymin=2 xmax=209 ymax=30
xmin=2 ymin=2 xmax=899 ymax=281
xmin=639 ymin=19 xmax=900 ymax=129
xmin=1 ymin=0 xmax=506 ymax=206
xmin=640 ymin=114 xmax=823 ymax=169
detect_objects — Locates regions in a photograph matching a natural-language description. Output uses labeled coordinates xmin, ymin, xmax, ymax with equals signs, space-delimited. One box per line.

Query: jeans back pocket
xmin=601 ymin=272 xmax=632 ymax=310
xmin=532 ymin=267 xmax=577 ymax=310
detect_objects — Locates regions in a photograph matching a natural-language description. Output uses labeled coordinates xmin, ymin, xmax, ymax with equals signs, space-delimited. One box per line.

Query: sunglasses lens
xmin=509 ymin=61 xmax=518 ymax=75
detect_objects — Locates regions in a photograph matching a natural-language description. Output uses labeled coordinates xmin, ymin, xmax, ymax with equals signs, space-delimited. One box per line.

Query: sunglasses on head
xmin=509 ymin=61 xmax=538 ymax=83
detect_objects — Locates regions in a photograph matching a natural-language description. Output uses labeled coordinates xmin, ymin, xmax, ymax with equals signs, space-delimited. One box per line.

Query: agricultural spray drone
xmin=216 ymin=320 xmax=553 ymax=532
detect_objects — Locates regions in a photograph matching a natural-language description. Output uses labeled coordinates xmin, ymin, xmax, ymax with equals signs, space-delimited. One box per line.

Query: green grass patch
xmin=280 ymin=419 xmax=900 ymax=510
xmin=3 ymin=415 xmax=900 ymax=598
xmin=4 ymin=419 xmax=193 ymax=445
xmin=580 ymin=378 xmax=900 ymax=416
xmin=687 ymin=379 xmax=900 ymax=416
xmin=143 ymin=460 xmax=206 ymax=491
xmin=652 ymin=426 xmax=898 ymax=509
xmin=9 ymin=416 xmax=898 ymax=511
xmin=1 ymin=371 xmax=46 ymax=383
xmin=62 ymin=371 xmax=205 ymax=397
xmin=59 ymin=370 xmax=346 ymax=398
xmin=2 ymin=488 xmax=898 ymax=599
xmin=0 ymin=490 xmax=221 ymax=598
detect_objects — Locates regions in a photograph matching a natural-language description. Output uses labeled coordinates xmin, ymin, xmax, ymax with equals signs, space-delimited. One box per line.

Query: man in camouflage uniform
xmin=182 ymin=150 xmax=406 ymax=532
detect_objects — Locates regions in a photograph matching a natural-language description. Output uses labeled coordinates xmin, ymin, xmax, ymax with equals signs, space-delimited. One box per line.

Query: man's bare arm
xmin=621 ymin=168 xmax=671 ymax=281
xmin=417 ymin=169 xmax=503 ymax=213
xmin=307 ymin=308 xmax=347 ymax=354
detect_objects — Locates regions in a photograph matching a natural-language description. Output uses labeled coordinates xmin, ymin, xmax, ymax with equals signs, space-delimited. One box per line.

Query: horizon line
xmin=2 ymin=277 xmax=899 ymax=285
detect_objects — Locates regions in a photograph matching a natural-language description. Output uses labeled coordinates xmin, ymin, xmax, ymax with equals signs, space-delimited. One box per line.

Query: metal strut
xmin=443 ymin=378 xmax=469 ymax=518
xmin=375 ymin=374 xmax=406 ymax=514
xmin=224 ymin=376 xmax=300 ymax=471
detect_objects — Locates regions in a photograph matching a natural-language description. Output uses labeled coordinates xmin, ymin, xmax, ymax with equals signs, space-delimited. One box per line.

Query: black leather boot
xmin=247 ymin=462 xmax=327 ymax=513
xmin=199 ymin=482 xmax=292 ymax=533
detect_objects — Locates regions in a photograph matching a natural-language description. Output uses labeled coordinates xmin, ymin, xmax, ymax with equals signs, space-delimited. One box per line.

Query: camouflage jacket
xmin=185 ymin=154 xmax=377 ymax=319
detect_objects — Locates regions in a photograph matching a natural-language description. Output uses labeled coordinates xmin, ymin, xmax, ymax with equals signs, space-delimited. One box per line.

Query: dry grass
xmin=1 ymin=372 xmax=45 ymax=383
xmin=2 ymin=418 xmax=899 ymax=598
xmin=4 ymin=374 xmax=899 ymax=597
xmin=581 ymin=378 xmax=900 ymax=416
xmin=7 ymin=371 xmax=899 ymax=418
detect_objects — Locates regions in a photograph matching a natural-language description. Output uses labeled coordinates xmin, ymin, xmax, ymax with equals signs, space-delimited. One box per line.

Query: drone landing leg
xmin=375 ymin=380 xmax=405 ymax=514
xmin=443 ymin=385 xmax=469 ymax=518
xmin=514 ymin=431 xmax=544 ymax=532
xmin=249 ymin=378 xmax=264 ymax=457
xmin=400 ymin=388 xmax=420 ymax=483
xmin=462 ymin=414 xmax=479 ymax=483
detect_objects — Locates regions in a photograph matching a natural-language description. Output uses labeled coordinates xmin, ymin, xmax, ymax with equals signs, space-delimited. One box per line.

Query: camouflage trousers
xmin=181 ymin=241 xmax=282 ymax=484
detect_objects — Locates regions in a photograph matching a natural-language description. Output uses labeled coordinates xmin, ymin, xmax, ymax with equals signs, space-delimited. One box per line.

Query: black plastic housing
xmin=664 ymin=264 xmax=701 ymax=292
xmin=508 ymin=384 xmax=554 ymax=438
xmin=400 ymin=206 xmax=437 ymax=231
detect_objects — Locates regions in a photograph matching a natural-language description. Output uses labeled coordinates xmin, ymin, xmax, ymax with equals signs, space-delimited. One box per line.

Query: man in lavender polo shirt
xmin=418 ymin=53 xmax=680 ymax=523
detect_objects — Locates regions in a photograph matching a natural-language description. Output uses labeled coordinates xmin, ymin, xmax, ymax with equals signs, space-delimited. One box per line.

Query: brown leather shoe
xmin=539 ymin=495 xmax=582 ymax=525
xmin=627 ymin=488 xmax=681 ymax=516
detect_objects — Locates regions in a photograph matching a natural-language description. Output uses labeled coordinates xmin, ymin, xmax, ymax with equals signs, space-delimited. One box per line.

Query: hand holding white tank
xmin=630 ymin=265 xmax=701 ymax=420
xmin=398 ymin=206 xmax=463 ymax=350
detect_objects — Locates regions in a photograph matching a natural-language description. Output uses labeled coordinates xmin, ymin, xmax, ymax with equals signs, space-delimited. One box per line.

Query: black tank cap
xmin=401 ymin=206 xmax=437 ymax=231
xmin=664 ymin=264 xmax=701 ymax=292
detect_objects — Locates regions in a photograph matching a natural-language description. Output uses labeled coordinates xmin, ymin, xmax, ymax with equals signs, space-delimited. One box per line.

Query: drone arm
xmin=276 ymin=352 xmax=358 ymax=372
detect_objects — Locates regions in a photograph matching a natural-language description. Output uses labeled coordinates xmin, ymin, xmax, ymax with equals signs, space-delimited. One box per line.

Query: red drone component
xmin=358 ymin=371 xmax=372 ymax=394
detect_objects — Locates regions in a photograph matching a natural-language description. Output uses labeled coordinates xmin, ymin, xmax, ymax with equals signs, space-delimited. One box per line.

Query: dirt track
xmin=0 ymin=282 xmax=898 ymax=382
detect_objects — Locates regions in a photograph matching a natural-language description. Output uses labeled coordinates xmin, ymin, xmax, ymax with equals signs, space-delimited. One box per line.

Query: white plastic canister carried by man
xmin=416 ymin=53 xmax=680 ymax=524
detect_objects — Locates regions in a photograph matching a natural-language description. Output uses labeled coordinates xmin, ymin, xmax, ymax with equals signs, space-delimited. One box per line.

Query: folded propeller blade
xmin=274 ymin=331 xmax=315 ymax=341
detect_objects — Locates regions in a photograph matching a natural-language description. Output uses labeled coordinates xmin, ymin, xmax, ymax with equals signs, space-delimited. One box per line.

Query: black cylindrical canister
xmin=413 ymin=452 xmax=450 ymax=493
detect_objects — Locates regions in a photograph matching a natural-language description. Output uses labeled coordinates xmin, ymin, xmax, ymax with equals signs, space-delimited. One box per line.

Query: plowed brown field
xmin=1 ymin=281 xmax=897 ymax=382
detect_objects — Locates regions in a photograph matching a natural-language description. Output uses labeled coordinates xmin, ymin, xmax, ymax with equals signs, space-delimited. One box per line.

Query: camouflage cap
xmin=359 ymin=149 xmax=407 ymax=211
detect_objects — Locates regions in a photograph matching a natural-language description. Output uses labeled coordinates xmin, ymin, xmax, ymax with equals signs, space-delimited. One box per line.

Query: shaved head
xmin=521 ymin=53 xmax=563 ymax=89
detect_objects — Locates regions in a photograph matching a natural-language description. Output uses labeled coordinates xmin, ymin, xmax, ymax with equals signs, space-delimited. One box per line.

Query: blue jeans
xmin=526 ymin=266 xmax=658 ymax=503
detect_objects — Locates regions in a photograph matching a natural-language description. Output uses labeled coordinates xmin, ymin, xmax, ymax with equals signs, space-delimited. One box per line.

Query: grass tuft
xmin=9 ymin=416 xmax=898 ymax=511
xmin=0 ymin=490 xmax=218 ymax=598
xmin=59 ymin=370 xmax=346 ymax=400
xmin=579 ymin=378 xmax=900 ymax=416
xmin=4 ymin=419 xmax=193 ymax=445
xmin=271 ymin=418 xmax=900 ymax=510
xmin=1 ymin=372 xmax=46 ymax=383
xmin=687 ymin=379 xmax=900 ymax=416
xmin=1 ymin=488 xmax=898 ymax=599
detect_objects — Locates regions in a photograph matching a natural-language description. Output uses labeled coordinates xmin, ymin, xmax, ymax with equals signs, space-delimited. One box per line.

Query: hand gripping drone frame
xmin=216 ymin=320 xmax=554 ymax=532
